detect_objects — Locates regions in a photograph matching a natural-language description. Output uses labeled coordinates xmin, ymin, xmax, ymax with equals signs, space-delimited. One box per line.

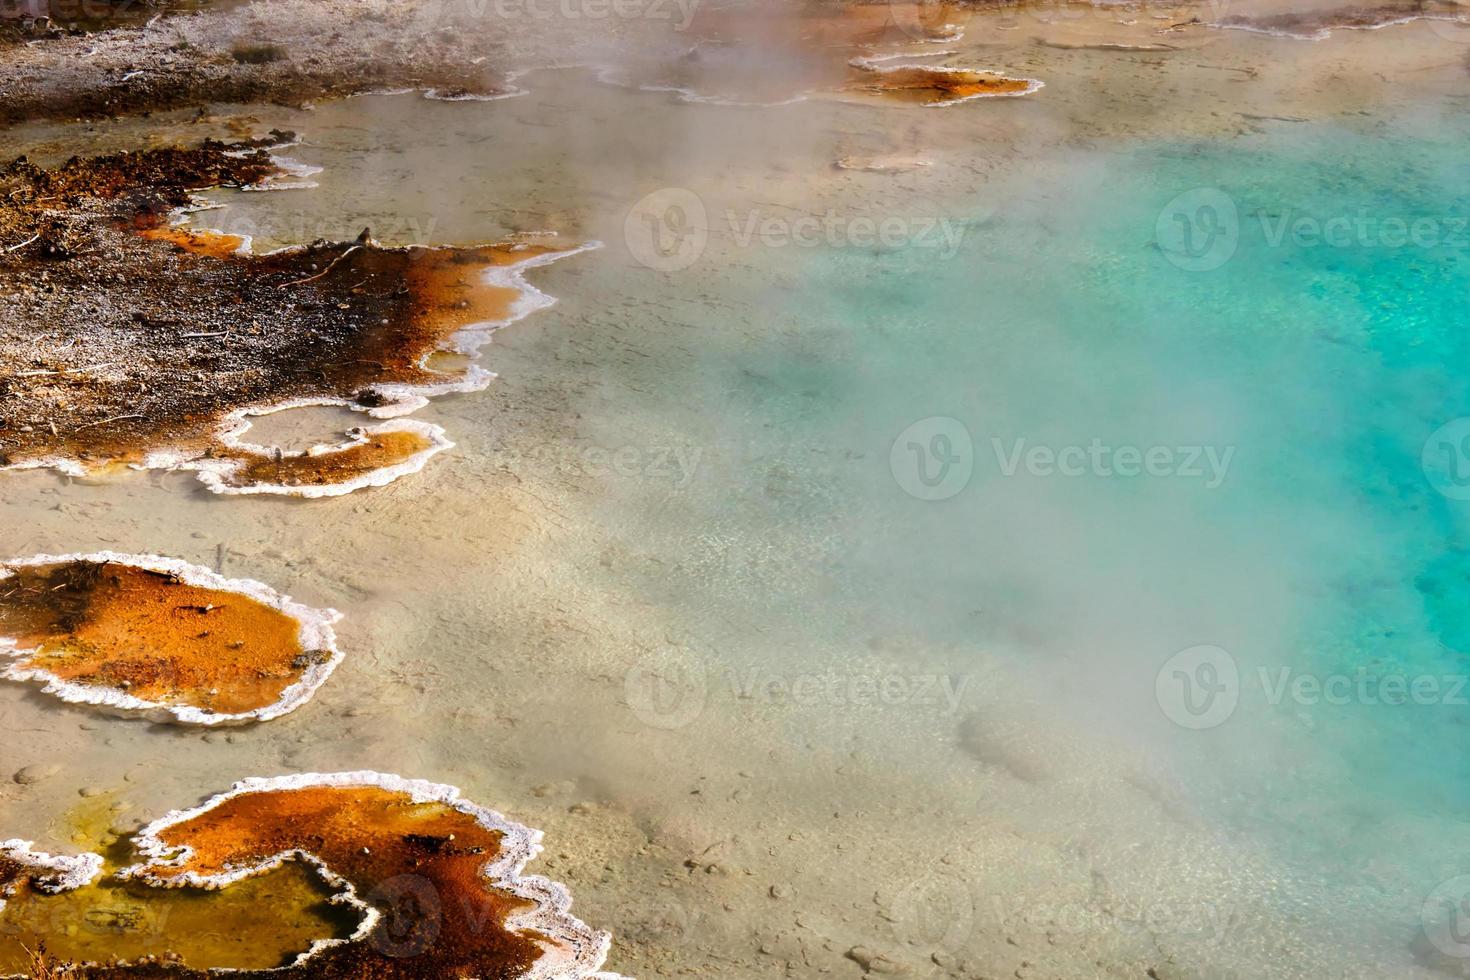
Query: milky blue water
xmin=730 ymin=108 xmax=1470 ymax=967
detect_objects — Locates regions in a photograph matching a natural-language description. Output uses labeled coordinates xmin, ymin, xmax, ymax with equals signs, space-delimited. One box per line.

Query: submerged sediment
xmin=0 ymin=553 xmax=342 ymax=725
xmin=0 ymin=773 xmax=622 ymax=979
xmin=0 ymin=139 xmax=590 ymax=494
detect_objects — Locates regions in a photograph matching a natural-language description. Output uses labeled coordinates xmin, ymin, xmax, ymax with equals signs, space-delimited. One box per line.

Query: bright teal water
xmin=747 ymin=109 xmax=1470 ymax=954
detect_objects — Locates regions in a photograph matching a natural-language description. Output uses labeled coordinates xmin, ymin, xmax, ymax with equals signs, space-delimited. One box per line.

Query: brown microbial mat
xmin=0 ymin=773 xmax=619 ymax=979
xmin=0 ymin=138 xmax=591 ymax=496
xmin=0 ymin=553 xmax=342 ymax=725
xmin=844 ymin=60 xmax=1041 ymax=106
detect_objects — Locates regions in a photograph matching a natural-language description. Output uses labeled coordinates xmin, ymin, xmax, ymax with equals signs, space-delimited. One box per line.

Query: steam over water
xmin=3 ymin=34 xmax=1470 ymax=980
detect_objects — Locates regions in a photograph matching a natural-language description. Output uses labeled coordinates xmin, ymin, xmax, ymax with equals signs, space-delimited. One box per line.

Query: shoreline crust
xmin=0 ymin=772 xmax=626 ymax=979
xmin=0 ymin=552 xmax=343 ymax=725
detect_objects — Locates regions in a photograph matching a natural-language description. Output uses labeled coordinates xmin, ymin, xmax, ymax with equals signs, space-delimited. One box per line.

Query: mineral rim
xmin=603 ymin=0 xmax=1041 ymax=107
xmin=0 ymin=552 xmax=342 ymax=725
xmin=0 ymin=137 xmax=591 ymax=495
xmin=0 ymin=773 xmax=625 ymax=979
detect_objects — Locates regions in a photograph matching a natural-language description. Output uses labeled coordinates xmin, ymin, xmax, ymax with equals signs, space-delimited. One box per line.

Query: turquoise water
xmin=747 ymin=111 xmax=1470 ymax=953
xmin=584 ymin=104 xmax=1470 ymax=968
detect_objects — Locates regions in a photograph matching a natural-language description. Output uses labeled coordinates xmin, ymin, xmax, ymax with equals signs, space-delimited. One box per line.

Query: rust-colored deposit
xmin=208 ymin=425 xmax=442 ymax=493
xmin=0 ymin=559 xmax=314 ymax=716
xmin=845 ymin=63 xmax=1038 ymax=106
xmin=618 ymin=0 xmax=1038 ymax=107
xmin=129 ymin=785 xmax=544 ymax=977
xmin=0 ymin=139 xmax=584 ymax=491
xmin=0 ymin=775 xmax=614 ymax=978
xmin=136 ymin=225 xmax=248 ymax=259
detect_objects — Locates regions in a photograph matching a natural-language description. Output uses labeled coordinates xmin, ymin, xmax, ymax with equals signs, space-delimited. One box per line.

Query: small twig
xmin=180 ymin=331 xmax=228 ymax=339
xmin=4 ymin=234 xmax=39 ymax=253
xmin=77 ymin=413 xmax=144 ymax=429
xmin=278 ymin=245 xmax=362 ymax=289
xmin=14 ymin=362 xmax=118 ymax=377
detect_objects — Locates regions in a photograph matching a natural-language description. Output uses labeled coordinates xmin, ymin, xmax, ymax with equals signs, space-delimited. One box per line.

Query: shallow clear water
xmin=3 ymin=55 xmax=1470 ymax=979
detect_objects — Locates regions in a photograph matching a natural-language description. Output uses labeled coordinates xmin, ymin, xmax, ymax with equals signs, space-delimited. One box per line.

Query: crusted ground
xmin=0 ymin=137 xmax=559 ymax=478
xmin=0 ymin=0 xmax=527 ymax=127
